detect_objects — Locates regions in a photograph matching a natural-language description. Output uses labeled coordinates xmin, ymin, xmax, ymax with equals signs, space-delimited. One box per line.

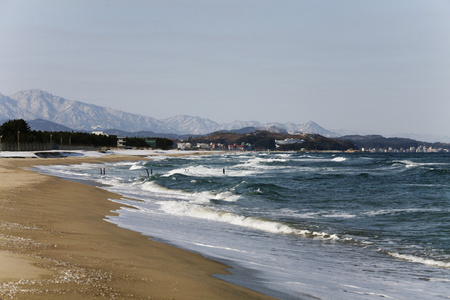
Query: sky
xmin=0 ymin=0 xmax=449 ymax=138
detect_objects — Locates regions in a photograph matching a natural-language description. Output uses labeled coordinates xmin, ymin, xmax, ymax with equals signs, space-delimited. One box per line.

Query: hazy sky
xmin=1 ymin=0 xmax=449 ymax=137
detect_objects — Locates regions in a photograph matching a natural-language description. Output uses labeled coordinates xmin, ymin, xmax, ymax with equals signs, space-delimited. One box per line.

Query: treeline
xmin=125 ymin=137 xmax=173 ymax=150
xmin=0 ymin=119 xmax=117 ymax=147
xmin=0 ymin=119 xmax=175 ymax=150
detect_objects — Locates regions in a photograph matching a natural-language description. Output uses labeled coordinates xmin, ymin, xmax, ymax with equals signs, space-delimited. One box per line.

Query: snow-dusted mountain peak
xmin=1 ymin=89 xmax=337 ymax=136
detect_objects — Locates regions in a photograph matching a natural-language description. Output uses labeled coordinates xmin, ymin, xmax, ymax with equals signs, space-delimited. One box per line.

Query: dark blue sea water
xmin=36 ymin=152 xmax=450 ymax=299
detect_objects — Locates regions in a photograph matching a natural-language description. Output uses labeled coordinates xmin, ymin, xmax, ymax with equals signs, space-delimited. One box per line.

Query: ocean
xmin=35 ymin=151 xmax=450 ymax=299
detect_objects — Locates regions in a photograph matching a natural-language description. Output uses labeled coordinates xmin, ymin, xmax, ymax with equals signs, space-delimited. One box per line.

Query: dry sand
xmin=0 ymin=155 xmax=272 ymax=299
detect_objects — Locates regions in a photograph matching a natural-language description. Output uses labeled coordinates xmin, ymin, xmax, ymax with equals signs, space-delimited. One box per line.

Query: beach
xmin=0 ymin=154 xmax=272 ymax=299
xmin=2 ymin=151 xmax=449 ymax=299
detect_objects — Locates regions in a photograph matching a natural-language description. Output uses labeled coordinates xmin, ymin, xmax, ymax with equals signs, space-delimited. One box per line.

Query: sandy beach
xmin=0 ymin=154 xmax=272 ymax=299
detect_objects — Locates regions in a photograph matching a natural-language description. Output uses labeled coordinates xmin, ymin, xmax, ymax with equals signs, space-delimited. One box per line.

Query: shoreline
xmin=0 ymin=154 xmax=273 ymax=299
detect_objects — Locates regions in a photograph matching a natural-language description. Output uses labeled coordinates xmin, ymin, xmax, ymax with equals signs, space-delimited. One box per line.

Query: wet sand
xmin=0 ymin=155 xmax=272 ymax=299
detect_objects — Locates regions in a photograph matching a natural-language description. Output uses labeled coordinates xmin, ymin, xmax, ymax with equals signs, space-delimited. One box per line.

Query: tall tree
xmin=0 ymin=119 xmax=31 ymax=142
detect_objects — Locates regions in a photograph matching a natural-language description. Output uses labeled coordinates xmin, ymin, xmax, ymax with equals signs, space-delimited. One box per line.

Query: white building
xmin=196 ymin=143 xmax=210 ymax=149
xmin=275 ymin=138 xmax=304 ymax=148
xmin=177 ymin=142 xmax=191 ymax=150
xmin=117 ymin=137 xmax=125 ymax=148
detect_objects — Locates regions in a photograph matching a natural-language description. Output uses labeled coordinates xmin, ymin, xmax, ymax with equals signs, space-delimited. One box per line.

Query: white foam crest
xmin=395 ymin=160 xmax=450 ymax=170
xmin=112 ymin=161 xmax=135 ymax=166
xmin=147 ymin=155 xmax=171 ymax=161
xmin=331 ymin=157 xmax=347 ymax=162
xmin=34 ymin=164 xmax=96 ymax=180
xmin=394 ymin=160 xmax=420 ymax=168
xmin=292 ymin=156 xmax=341 ymax=163
xmin=212 ymin=191 xmax=240 ymax=202
xmin=428 ymin=278 xmax=450 ymax=282
xmin=129 ymin=162 xmax=146 ymax=170
xmin=226 ymin=167 xmax=267 ymax=177
xmin=392 ymin=159 xmax=445 ymax=169
xmin=157 ymin=201 xmax=341 ymax=240
xmin=232 ymin=158 xmax=263 ymax=170
xmin=274 ymin=153 xmax=293 ymax=158
xmin=245 ymin=156 xmax=288 ymax=165
xmin=230 ymin=157 xmax=291 ymax=175
xmin=266 ymin=157 xmax=289 ymax=163
xmin=164 ymin=165 xmax=226 ymax=177
xmin=191 ymin=190 xmax=241 ymax=204
xmin=323 ymin=212 xmax=356 ymax=218
xmin=158 ymin=201 xmax=299 ymax=234
xmin=364 ymin=208 xmax=441 ymax=216
xmin=163 ymin=164 xmax=267 ymax=178
xmin=192 ymin=242 xmax=248 ymax=253
xmin=292 ymin=212 xmax=320 ymax=219
xmin=141 ymin=181 xmax=184 ymax=195
xmin=99 ymin=178 xmax=127 ymax=186
xmin=140 ymin=181 xmax=239 ymax=203
xmin=273 ymin=208 xmax=320 ymax=219
xmin=387 ymin=252 xmax=450 ymax=268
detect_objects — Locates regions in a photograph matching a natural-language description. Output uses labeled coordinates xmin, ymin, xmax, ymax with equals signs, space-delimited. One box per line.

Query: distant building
xmin=117 ymin=137 xmax=126 ymax=148
xmin=210 ymin=143 xmax=225 ymax=150
xmin=196 ymin=143 xmax=210 ymax=150
xmin=177 ymin=142 xmax=191 ymax=150
xmin=275 ymin=138 xmax=304 ymax=148
xmin=228 ymin=144 xmax=244 ymax=151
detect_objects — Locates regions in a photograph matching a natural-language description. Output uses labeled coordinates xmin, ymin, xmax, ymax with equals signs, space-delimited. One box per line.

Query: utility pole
xmin=17 ymin=131 xmax=20 ymax=151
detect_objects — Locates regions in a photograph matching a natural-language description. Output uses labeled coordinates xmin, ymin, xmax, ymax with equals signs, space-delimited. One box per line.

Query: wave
xmin=230 ymin=158 xmax=294 ymax=177
xmin=393 ymin=160 xmax=450 ymax=170
xmin=140 ymin=181 xmax=240 ymax=203
xmin=163 ymin=165 xmax=227 ymax=177
xmin=129 ymin=162 xmax=146 ymax=170
xmin=274 ymin=153 xmax=294 ymax=158
xmin=235 ymin=157 xmax=287 ymax=168
xmin=363 ymin=208 xmax=442 ymax=216
xmin=393 ymin=159 xmax=417 ymax=168
xmin=147 ymin=155 xmax=172 ymax=161
xmin=164 ymin=162 xmax=289 ymax=178
xmin=387 ymin=251 xmax=450 ymax=268
xmin=157 ymin=201 xmax=342 ymax=241
xmin=331 ymin=157 xmax=347 ymax=162
xmin=34 ymin=163 xmax=100 ymax=181
xmin=322 ymin=212 xmax=357 ymax=218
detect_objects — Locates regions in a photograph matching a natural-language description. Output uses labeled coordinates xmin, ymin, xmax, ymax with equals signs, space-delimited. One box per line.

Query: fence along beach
xmin=0 ymin=154 xmax=272 ymax=299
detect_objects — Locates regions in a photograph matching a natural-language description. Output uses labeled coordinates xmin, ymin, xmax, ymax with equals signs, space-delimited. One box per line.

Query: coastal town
xmin=1 ymin=120 xmax=449 ymax=153
xmin=360 ymin=145 xmax=449 ymax=153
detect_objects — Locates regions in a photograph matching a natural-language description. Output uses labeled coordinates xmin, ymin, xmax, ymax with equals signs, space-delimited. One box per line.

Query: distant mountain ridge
xmin=7 ymin=89 xmax=173 ymax=133
xmin=27 ymin=118 xmax=74 ymax=132
xmin=339 ymin=135 xmax=450 ymax=151
xmin=0 ymin=89 xmax=337 ymax=137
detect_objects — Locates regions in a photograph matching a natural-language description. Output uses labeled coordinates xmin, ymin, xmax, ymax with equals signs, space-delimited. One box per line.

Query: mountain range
xmin=0 ymin=89 xmax=337 ymax=137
